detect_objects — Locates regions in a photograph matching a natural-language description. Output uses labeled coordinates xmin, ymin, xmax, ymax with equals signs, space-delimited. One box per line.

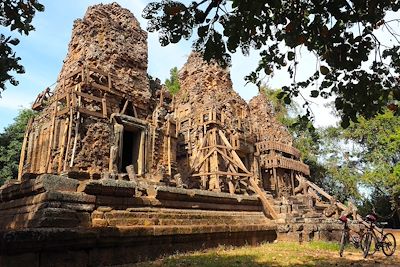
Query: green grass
xmin=132 ymin=241 xmax=399 ymax=267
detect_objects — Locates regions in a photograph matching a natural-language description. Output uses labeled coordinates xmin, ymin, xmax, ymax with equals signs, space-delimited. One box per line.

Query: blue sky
xmin=1 ymin=1 xmax=398 ymax=132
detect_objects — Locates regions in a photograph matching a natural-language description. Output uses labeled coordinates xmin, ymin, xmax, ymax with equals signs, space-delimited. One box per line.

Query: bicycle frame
xmin=343 ymin=222 xmax=361 ymax=247
xmin=339 ymin=217 xmax=362 ymax=257
xmin=363 ymin=219 xmax=396 ymax=257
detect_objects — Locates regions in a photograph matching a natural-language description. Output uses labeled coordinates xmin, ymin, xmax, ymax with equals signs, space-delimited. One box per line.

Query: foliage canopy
xmin=143 ymin=0 xmax=400 ymax=127
xmin=165 ymin=67 xmax=181 ymax=94
xmin=0 ymin=109 xmax=35 ymax=185
xmin=0 ymin=0 xmax=44 ymax=94
xmin=263 ymin=86 xmax=399 ymax=225
xmin=344 ymin=110 xmax=400 ymax=223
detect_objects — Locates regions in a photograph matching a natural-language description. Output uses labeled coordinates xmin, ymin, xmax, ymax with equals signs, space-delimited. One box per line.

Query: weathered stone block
xmin=40 ymin=250 xmax=88 ymax=267
xmin=79 ymin=179 xmax=136 ymax=196
xmin=92 ymin=218 xmax=108 ymax=227
xmin=0 ymin=252 xmax=39 ymax=267
xmin=277 ymin=224 xmax=291 ymax=233
xmin=36 ymin=174 xmax=79 ymax=192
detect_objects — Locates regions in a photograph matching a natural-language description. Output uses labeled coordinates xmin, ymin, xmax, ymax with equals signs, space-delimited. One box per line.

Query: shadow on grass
xmin=132 ymin=242 xmax=400 ymax=267
xmin=149 ymin=254 xmax=398 ymax=267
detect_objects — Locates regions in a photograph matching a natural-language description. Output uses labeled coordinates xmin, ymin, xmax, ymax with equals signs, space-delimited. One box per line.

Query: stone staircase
xmin=270 ymin=194 xmax=342 ymax=241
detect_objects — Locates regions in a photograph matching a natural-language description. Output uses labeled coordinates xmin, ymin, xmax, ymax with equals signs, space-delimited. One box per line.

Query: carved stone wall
xmin=57 ymin=2 xmax=150 ymax=113
xmin=249 ymin=94 xmax=293 ymax=146
xmin=20 ymin=3 xmax=157 ymax=177
xmin=19 ymin=3 xmax=308 ymax=193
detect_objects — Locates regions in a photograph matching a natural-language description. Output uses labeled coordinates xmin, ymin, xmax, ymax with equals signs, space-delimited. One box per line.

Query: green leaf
xmin=197 ymin=25 xmax=208 ymax=38
xmin=340 ymin=117 xmax=350 ymax=128
xmin=8 ymin=38 xmax=20 ymax=46
xmin=277 ymin=91 xmax=286 ymax=99
xmin=287 ymin=51 xmax=295 ymax=61
xmin=320 ymin=65 xmax=330 ymax=75
xmin=283 ymin=96 xmax=291 ymax=104
xmin=310 ymin=90 xmax=319 ymax=97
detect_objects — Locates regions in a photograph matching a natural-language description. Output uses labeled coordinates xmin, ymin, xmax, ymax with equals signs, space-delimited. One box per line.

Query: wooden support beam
xmin=87 ymin=66 xmax=109 ymax=77
xmin=249 ymin=177 xmax=278 ymax=219
xmin=159 ymin=90 xmax=164 ymax=106
xmin=190 ymin=131 xmax=209 ymax=169
xmin=298 ymin=175 xmax=382 ymax=232
xmin=191 ymin=148 xmax=216 ymax=173
xmin=139 ymin=130 xmax=145 ymax=175
xmin=273 ymin=167 xmax=278 ymax=196
xmin=90 ymin=82 xmax=113 ymax=94
xmin=56 ymin=109 xmax=69 ymax=117
xmin=108 ymin=73 xmax=112 ymax=90
xmin=63 ymin=68 xmax=81 ymax=82
xmin=45 ymin=105 xmax=57 ymax=172
xmin=151 ymin=126 xmax=156 ymax=166
xmin=192 ymin=171 xmax=252 ymax=177
xmin=228 ymin=180 xmax=235 ymax=194
xmin=121 ymin=99 xmax=129 ymax=114
xmin=201 ymin=145 xmax=231 ymax=150
xmin=69 ymin=119 xmax=80 ymax=168
xmin=218 ymin=130 xmax=249 ymax=173
xmin=58 ymin=118 xmax=69 ymax=173
xmin=74 ymin=91 xmax=103 ymax=102
xmin=26 ymin=131 xmax=34 ymax=172
xmin=167 ymin=135 xmax=172 ymax=176
xmin=102 ymin=95 xmax=107 ymax=118
xmin=18 ymin=118 xmax=33 ymax=180
xmin=290 ymin=170 xmax=295 ymax=195
xmin=210 ymin=130 xmax=220 ymax=191
xmin=215 ymin=148 xmax=249 ymax=173
xmin=31 ymin=129 xmax=39 ymax=173
xmin=70 ymin=85 xmax=82 ymax=168
xmin=38 ymin=126 xmax=47 ymax=173
xmin=77 ymin=107 xmax=104 ymax=118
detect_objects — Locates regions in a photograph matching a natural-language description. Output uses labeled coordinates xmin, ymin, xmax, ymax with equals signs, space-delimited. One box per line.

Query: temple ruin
xmin=0 ymin=3 xmax=362 ymax=266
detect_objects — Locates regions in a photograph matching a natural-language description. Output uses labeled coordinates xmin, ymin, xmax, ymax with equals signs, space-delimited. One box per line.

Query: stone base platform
xmin=0 ymin=227 xmax=277 ymax=267
xmin=0 ymin=175 xmax=277 ymax=266
xmin=0 ymin=175 xmax=348 ymax=266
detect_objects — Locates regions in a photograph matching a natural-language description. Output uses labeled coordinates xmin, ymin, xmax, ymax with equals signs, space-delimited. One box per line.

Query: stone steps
xmin=92 ymin=208 xmax=270 ymax=227
xmin=273 ymin=195 xmax=327 ymax=226
xmin=102 ymin=217 xmax=270 ymax=227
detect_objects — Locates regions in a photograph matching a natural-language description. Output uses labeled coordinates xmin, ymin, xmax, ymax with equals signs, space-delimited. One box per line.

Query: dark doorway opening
xmin=262 ymin=168 xmax=274 ymax=193
xmin=121 ymin=128 xmax=141 ymax=173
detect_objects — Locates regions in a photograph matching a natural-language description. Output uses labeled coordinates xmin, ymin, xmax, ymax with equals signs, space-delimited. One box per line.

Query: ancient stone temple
xmin=0 ymin=3 xmax=361 ymax=266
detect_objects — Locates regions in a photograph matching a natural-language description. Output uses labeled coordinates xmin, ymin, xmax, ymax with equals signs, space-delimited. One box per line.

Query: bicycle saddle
xmin=339 ymin=215 xmax=348 ymax=223
xmin=366 ymin=214 xmax=377 ymax=222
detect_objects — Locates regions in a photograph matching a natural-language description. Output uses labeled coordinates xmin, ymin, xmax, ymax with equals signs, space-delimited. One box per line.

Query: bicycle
xmin=338 ymin=215 xmax=364 ymax=257
xmin=362 ymin=214 xmax=397 ymax=258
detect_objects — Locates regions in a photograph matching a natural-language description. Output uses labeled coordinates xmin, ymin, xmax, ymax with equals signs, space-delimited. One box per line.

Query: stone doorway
xmin=110 ymin=114 xmax=148 ymax=176
xmin=121 ymin=126 xmax=144 ymax=175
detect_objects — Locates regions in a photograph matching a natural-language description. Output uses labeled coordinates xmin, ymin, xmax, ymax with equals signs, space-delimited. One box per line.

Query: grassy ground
xmin=131 ymin=240 xmax=400 ymax=267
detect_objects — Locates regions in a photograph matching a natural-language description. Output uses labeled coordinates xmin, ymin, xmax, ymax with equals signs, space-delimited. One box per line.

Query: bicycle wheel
xmin=382 ymin=233 xmax=396 ymax=256
xmin=362 ymin=232 xmax=373 ymax=258
xmin=339 ymin=231 xmax=347 ymax=257
xmin=361 ymin=232 xmax=377 ymax=256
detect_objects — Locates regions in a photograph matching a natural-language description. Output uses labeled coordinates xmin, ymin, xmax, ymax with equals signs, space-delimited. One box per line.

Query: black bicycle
xmin=362 ymin=214 xmax=396 ymax=258
xmin=338 ymin=215 xmax=363 ymax=257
